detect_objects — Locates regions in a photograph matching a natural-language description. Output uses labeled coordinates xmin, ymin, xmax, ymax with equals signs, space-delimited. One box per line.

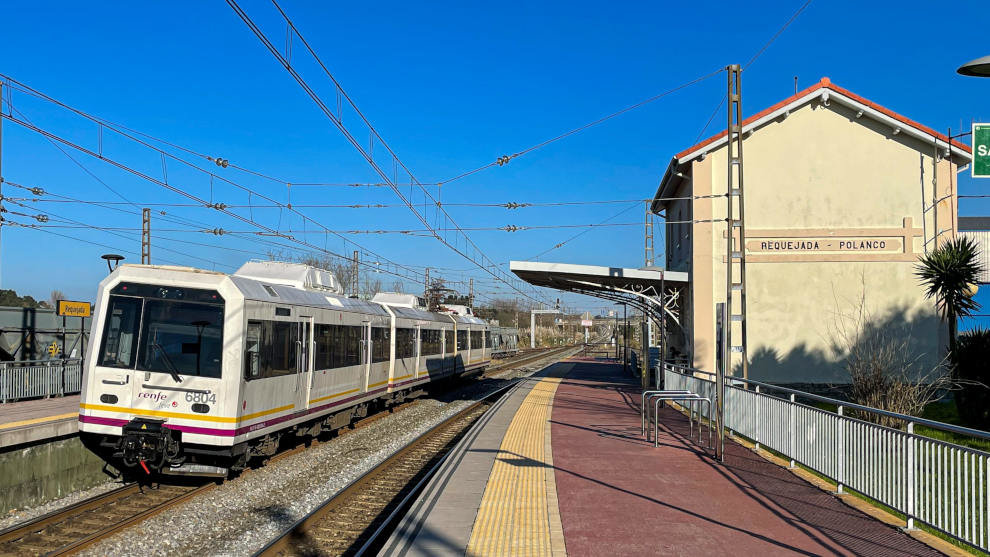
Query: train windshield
xmin=98 ymin=283 xmax=225 ymax=379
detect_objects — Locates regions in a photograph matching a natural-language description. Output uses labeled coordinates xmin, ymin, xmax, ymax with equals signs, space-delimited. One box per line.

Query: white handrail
xmin=664 ymin=363 xmax=990 ymax=552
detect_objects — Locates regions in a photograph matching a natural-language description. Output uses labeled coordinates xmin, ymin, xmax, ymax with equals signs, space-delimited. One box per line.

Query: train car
xmin=78 ymin=261 xmax=489 ymax=478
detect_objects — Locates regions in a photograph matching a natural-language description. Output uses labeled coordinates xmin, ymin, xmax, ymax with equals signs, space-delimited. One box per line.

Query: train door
xmin=362 ymin=322 xmax=372 ymax=391
xmin=465 ymin=326 xmax=471 ymax=366
xmin=414 ymin=324 xmax=422 ymax=379
xmin=296 ymin=317 xmax=313 ymax=411
xmin=443 ymin=326 xmax=453 ymax=376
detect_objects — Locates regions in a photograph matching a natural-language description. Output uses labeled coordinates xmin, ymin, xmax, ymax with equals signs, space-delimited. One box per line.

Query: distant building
xmin=652 ymin=78 xmax=972 ymax=383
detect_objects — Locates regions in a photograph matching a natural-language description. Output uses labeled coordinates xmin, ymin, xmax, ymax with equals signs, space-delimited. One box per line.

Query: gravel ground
xmin=73 ymin=348 xmax=578 ymax=557
xmin=0 ymin=479 xmax=123 ymax=531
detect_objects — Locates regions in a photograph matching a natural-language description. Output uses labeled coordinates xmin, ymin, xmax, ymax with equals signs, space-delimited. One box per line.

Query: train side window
xmin=268 ymin=321 xmax=297 ymax=376
xmin=457 ymin=330 xmax=467 ymax=351
xmin=470 ymin=330 xmax=481 ymax=350
xmin=98 ymin=295 xmax=142 ymax=369
xmin=444 ymin=330 xmax=454 ymax=354
xmin=315 ymin=324 xmax=333 ymax=370
xmin=245 ymin=321 xmax=262 ymax=379
xmin=371 ymin=327 xmax=390 ymax=363
xmin=245 ymin=320 xmax=297 ymax=379
xmin=395 ymin=328 xmax=415 ymax=359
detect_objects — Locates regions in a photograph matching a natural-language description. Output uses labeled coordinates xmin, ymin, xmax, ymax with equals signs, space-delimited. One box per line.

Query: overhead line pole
xmin=141 ymin=208 xmax=151 ymax=264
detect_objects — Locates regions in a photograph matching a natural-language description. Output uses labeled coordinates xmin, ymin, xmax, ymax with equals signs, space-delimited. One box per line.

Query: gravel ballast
xmin=74 ymin=349 xmax=578 ymax=556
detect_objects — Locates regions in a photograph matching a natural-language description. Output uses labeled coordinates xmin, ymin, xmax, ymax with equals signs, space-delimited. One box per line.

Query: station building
xmin=652 ymin=77 xmax=972 ymax=384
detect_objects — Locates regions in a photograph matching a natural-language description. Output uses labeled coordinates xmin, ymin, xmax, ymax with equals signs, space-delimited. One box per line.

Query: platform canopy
xmin=509 ymin=260 xmax=688 ymax=325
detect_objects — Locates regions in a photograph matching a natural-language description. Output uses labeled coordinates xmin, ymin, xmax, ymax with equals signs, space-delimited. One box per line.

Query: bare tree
xmin=49 ymin=289 xmax=66 ymax=308
xmin=332 ymin=261 xmax=356 ymax=296
xmin=390 ymin=280 xmax=404 ymax=293
xmin=362 ymin=277 xmax=382 ymax=300
xmin=828 ymin=277 xmax=957 ymax=428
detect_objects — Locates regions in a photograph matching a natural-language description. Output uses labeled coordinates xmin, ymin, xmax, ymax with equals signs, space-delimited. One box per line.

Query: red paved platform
xmin=550 ymin=359 xmax=941 ymax=557
xmin=0 ymin=394 xmax=79 ymax=427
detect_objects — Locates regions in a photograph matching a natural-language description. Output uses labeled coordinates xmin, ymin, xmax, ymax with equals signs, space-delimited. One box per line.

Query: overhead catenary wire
xmin=225 ymin=0 xmax=548 ymax=305
xmin=0 ymin=97 xmax=439 ymax=287
xmin=436 ymin=67 xmax=725 ymax=187
xmin=692 ymin=0 xmax=814 ymax=143
xmin=14 ymin=194 xmax=727 ymax=209
xmin=0 ymin=79 xmax=437 ymax=288
xmin=3 ymin=219 xmax=188 ymax=267
xmin=2 ymin=180 xmax=340 ymax=265
xmin=2 ymin=196 xmax=233 ymax=270
xmin=5 ymin=181 xmax=507 ymax=300
xmin=526 ymin=201 xmax=643 ymax=260
xmin=15 ymin=220 xmax=721 ymax=234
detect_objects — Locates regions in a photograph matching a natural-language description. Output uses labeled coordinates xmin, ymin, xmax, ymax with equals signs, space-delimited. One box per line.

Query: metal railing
xmin=664 ymin=362 xmax=990 ymax=553
xmin=0 ymin=359 xmax=82 ymax=403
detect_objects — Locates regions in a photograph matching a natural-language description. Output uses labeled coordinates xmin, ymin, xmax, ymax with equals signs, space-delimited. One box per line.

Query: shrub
xmin=953 ymin=329 xmax=990 ymax=430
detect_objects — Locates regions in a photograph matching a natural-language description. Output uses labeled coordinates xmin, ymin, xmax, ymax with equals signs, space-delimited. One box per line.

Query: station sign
xmin=56 ymin=300 xmax=91 ymax=317
xmin=974 ymin=123 xmax=990 ymax=178
xmin=581 ymin=319 xmax=593 ymax=327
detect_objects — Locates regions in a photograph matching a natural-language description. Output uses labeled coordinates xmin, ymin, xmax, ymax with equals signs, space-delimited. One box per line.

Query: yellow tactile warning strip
xmin=467 ymin=377 xmax=567 ymax=556
xmin=0 ymin=412 xmax=77 ymax=430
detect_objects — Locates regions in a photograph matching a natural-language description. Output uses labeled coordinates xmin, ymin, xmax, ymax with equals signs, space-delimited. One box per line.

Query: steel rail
xmin=0 ymin=347 xmax=571 ymax=556
xmin=255 ymin=345 xmax=578 ymax=556
xmin=0 ymin=482 xmax=214 ymax=556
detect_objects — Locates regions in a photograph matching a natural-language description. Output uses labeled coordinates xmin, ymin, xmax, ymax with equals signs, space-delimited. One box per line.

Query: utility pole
xmin=351 ymin=250 xmax=360 ymax=297
xmin=141 ymin=208 xmax=151 ymax=264
xmin=644 ymin=200 xmax=655 ymax=267
xmin=469 ymin=277 xmax=474 ymax=308
xmin=644 ymin=201 xmax=654 ymax=386
xmin=424 ymin=267 xmax=430 ymax=307
xmin=719 ymin=64 xmax=749 ymax=462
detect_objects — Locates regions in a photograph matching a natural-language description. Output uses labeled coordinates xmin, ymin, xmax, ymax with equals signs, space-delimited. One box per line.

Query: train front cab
xmin=79 ymin=267 xmax=241 ymax=477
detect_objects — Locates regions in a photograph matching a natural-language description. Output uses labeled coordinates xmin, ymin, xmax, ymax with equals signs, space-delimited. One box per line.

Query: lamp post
xmin=100 ymin=254 xmax=124 ymax=274
xmin=958 ymin=55 xmax=990 ymax=77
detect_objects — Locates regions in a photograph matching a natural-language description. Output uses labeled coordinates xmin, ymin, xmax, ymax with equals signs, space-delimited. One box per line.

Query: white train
xmin=79 ymin=261 xmax=491 ymax=478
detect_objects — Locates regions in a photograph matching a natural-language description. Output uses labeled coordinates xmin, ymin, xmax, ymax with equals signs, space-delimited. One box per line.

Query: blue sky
xmin=0 ymin=0 xmax=988 ymax=322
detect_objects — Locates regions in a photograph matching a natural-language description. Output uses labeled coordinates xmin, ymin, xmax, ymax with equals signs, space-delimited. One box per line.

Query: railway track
xmin=257 ymin=345 xmax=578 ymax=557
xmin=0 ymin=345 xmax=574 ymax=556
xmin=0 ymin=482 xmax=213 ymax=556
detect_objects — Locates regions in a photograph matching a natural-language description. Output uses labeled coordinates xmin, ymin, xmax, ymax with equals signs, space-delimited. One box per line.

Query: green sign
xmin=975 ymin=123 xmax=990 ymax=178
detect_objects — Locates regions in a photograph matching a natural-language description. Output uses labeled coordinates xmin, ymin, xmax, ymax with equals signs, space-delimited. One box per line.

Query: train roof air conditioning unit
xmin=233 ymin=260 xmax=342 ymax=294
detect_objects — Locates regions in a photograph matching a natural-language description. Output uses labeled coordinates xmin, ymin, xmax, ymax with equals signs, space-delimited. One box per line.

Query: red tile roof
xmin=675 ymin=77 xmax=971 ymax=161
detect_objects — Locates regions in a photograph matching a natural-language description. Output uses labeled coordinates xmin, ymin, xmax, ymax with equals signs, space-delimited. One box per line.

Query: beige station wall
xmin=689 ymin=98 xmax=956 ymax=383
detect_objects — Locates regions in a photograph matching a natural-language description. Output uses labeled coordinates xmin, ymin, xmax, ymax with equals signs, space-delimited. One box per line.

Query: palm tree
xmin=915 ymin=236 xmax=982 ymax=356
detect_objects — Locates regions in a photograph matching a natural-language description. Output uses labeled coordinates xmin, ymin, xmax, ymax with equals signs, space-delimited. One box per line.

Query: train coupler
xmin=117 ymin=418 xmax=181 ymax=471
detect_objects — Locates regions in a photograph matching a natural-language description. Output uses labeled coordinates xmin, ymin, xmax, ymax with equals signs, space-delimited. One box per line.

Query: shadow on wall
xmin=746 ymin=306 xmax=941 ymax=384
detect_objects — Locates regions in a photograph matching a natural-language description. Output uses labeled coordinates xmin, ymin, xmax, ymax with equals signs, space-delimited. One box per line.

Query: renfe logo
xmin=138 ymin=392 xmax=167 ymax=402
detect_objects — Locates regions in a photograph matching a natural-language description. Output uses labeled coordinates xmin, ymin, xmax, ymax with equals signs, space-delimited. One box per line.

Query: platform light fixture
xmin=101 ymin=253 xmax=124 ymax=274
xmin=957 ymin=55 xmax=990 ymax=77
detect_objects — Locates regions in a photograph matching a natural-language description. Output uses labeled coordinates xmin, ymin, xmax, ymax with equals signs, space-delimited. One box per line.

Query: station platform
xmin=381 ymin=358 xmax=945 ymax=557
xmin=0 ymin=395 xmax=79 ymax=449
